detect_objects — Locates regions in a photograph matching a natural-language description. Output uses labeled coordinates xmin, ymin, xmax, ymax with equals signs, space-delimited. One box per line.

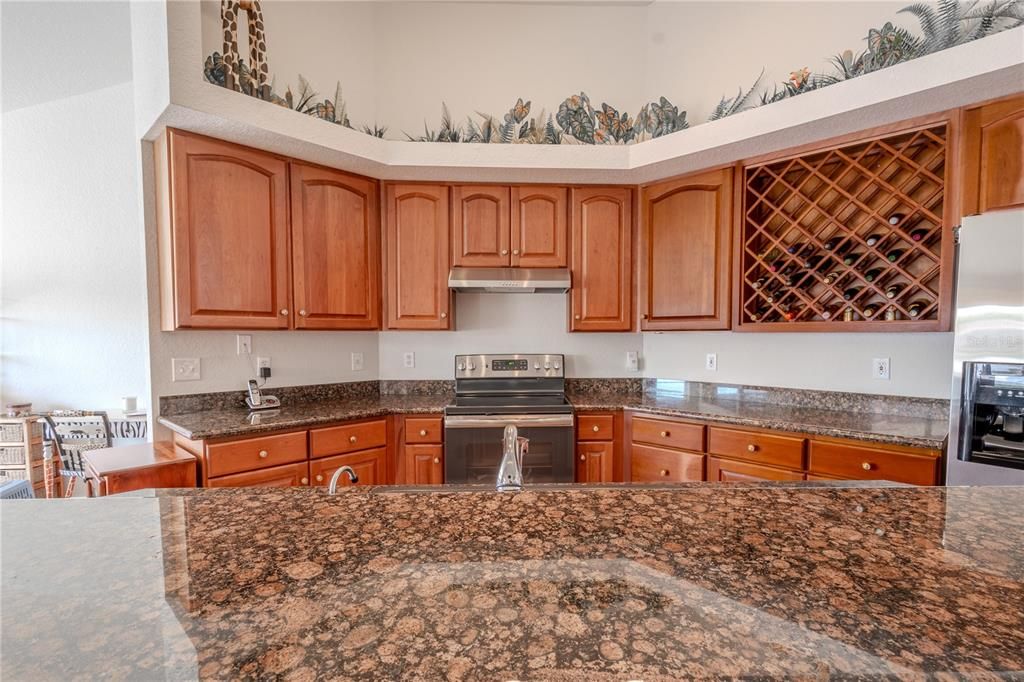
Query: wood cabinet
xmin=575 ymin=411 xmax=621 ymax=483
xmin=310 ymin=420 xmax=387 ymax=458
xmin=206 ymin=461 xmax=309 ymax=488
xmin=808 ymin=439 xmax=941 ymax=486
xmin=707 ymin=456 xmax=804 ymax=482
xmin=398 ymin=414 xmax=444 ymax=485
xmin=84 ymin=442 xmax=196 ymax=496
xmin=205 ymin=431 xmax=307 ymax=478
xmin=707 ymin=426 xmax=806 ymax=471
xmin=962 ymin=93 xmax=1024 ymax=215
xmin=631 ymin=444 xmax=705 ymax=482
xmin=576 ymin=441 xmax=614 ymax=483
xmin=640 ymin=168 xmax=732 ymax=330
xmin=310 ymin=448 xmax=387 ymax=487
xmin=512 ymin=186 xmax=568 ymax=267
xmin=570 ymin=187 xmax=633 ymax=331
xmin=384 ymin=184 xmax=452 ymax=329
xmin=452 ymin=186 xmax=511 ymax=267
xmin=631 ymin=416 xmax=704 ymax=452
xmin=290 ymin=162 xmax=380 ymax=330
xmin=158 ymin=129 xmax=291 ymax=330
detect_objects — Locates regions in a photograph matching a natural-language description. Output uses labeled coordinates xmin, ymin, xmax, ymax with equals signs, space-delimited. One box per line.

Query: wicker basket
xmin=0 ymin=423 xmax=23 ymax=442
xmin=0 ymin=465 xmax=43 ymax=484
xmin=0 ymin=446 xmax=25 ymax=465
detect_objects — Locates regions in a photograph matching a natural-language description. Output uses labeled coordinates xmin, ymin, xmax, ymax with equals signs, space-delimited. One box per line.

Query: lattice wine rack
xmin=738 ymin=122 xmax=953 ymax=330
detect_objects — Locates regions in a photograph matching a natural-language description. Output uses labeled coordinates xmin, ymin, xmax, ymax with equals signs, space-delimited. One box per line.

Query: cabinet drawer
xmin=206 ymin=432 xmax=307 ymax=478
xmin=406 ymin=417 xmax=443 ymax=444
xmin=310 ymin=448 xmax=387 ymax=487
xmin=707 ymin=427 xmax=805 ymax=470
xmin=310 ymin=420 xmax=387 ymax=458
xmin=707 ymin=456 xmax=804 ymax=482
xmin=809 ymin=441 xmax=940 ymax=485
xmin=631 ymin=417 xmax=703 ymax=452
xmin=207 ymin=461 xmax=309 ymax=488
xmin=578 ymin=414 xmax=614 ymax=441
xmin=630 ymin=444 xmax=704 ymax=482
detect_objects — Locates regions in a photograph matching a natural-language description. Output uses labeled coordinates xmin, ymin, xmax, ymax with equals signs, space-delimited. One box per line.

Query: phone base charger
xmin=246 ymin=395 xmax=281 ymax=411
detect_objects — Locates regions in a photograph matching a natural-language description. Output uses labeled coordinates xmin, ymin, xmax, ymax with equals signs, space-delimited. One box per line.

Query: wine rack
xmin=737 ymin=121 xmax=954 ymax=331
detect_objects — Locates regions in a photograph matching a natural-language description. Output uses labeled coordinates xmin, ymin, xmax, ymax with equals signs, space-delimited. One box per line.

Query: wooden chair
xmin=42 ymin=411 xmax=112 ymax=497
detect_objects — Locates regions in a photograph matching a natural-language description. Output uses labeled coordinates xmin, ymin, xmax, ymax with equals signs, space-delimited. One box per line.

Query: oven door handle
xmin=444 ymin=414 xmax=575 ymax=429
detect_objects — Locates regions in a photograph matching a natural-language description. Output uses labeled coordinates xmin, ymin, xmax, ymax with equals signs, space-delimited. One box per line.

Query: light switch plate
xmin=351 ymin=352 xmax=364 ymax=371
xmin=705 ymin=353 xmax=718 ymax=371
xmin=873 ymin=357 xmax=891 ymax=380
xmin=172 ymin=357 xmax=200 ymax=382
xmin=626 ymin=350 xmax=639 ymax=372
xmin=403 ymin=352 xmax=415 ymax=369
xmin=236 ymin=334 xmax=252 ymax=355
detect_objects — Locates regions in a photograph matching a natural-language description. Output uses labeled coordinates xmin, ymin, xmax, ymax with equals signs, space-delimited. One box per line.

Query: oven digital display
xmin=492 ymin=359 xmax=529 ymax=372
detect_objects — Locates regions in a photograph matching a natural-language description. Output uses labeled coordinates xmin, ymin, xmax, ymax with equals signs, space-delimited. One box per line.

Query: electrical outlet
xmin=351 ymin=352 xmax=364 ymax=372
xmin=626 ymin=350 xmax=639 ymax=372
xmin=236 ymin=334 xmax=252 ymax=355
xmin=873 ymin=357 xmax=891 ymax=380
xmin=705 ymin=353 xmax=718 ymax=371
xmin=171 ymin=357 xmax=201 ymax=382
xmin=257 ymin=357 xmax=271 ymax=370
xmin=403 ymin=352 xmax=415 ymax=369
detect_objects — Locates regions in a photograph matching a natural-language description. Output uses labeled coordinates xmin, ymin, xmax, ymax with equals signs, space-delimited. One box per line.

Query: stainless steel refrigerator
xmin=947 ymin=209 xmax=1024 ymax=485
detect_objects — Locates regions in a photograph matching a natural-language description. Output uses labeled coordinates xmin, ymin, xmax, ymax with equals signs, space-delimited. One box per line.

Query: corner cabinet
xmin=569 ymin=187 xmax=633 ymax=331
xmin=384 ymin=184 xmax=453 ymax=330
xmin=290 ymin=162 xmax=380 ymax=330
xmin=962 ymin=93 xmax=1024 ymax=215
xmin=157 ymin=129 xmax=291 ymax=330
xmin=640 ymin=168 xmax=733 ymax=330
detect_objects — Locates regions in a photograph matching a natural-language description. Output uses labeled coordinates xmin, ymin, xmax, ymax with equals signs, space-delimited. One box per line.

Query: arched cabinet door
xmin=962 ymin=93 xmax=1024 ymax=215
xmin=452 ymin=185 xmax=510 ymax=267
xmin=290 ymin=162 xmax=380 ymax=330
xmin=639 ymin=167 xmax=733 ymax=331
xmin=160 ymin=129 xmax=291 ymax=330
xmin=512 ymin=186 xmax=568 ymax=267
xmin=569 ymin=187 xmax=633 ymax=332
xmin=384 ymin=184 xmax=452 ymax=330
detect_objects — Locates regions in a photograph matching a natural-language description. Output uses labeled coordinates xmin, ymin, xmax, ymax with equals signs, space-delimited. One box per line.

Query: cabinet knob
xmin=316 ymin=474 xmax=324 ymax=482
xmin=592 ymin=425 xmax=600 ymax=432
xmin=300 ymin=477 xmax=309 ymax=485
xmin=574 ymin=314 xmax=581 ymax=320
xmin=512 ymin=249 xmax=520 ymax=255
xmin=642 ymin=313 xmax=649 ymax=319
xmin=580 ymin=454 xmax=586 ymax=461
xmin=501 ymin=249 xmax=509 ymax=255
xmin=440 ymin=312 xmax=448 ymax=319
xmin=660 ymin=469 xmax=669 ymax=477
xmin=433 ymin=457 xmax=440 ymax=464
xmin=280 ymin=308 xmax=289 ymax=316
xmin=299 ymin=309 xmax=307 ymax=317
xmin=419 ymin=429 xmax=428 ymax=437
xmin=747 ymin=444 xmax=758 ymax=452
xmin=258 ymin=450 xmax=268 ymax=459
xmin=862 ymin=462 xmax=874 ymax=471
xmin=661 ymin=431 xmax=670 ymax=438
xmin=349 ymin=436 xmax=357 ymax=444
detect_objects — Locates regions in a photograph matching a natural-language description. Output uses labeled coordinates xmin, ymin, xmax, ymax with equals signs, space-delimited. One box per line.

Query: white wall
xmin=643 ymin=331 xmax=954 ymax=399
xmin=379 ymin=294 xmax=643 ymax=378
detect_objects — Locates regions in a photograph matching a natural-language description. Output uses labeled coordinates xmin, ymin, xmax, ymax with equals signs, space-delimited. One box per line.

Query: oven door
xmin=444 ymin=414 xmax=575 ymax=485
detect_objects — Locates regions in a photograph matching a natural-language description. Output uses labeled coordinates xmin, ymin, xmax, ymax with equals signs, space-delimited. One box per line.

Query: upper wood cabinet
xmin=511 ymin=186 xmax=569 ymax=267
xmin=640 ymin=168 xmax=733 ymax=330
xmin=962 ymin=93 xmax=1024 ymax=215
xmin=384 ymin=184 xmax=452 ymax=330
xmin=452 ymin=185 xmax=568 ymax=268
xmin=290 ymin=162 xmax=380 ymax=330
xmin=570 ymin=187 xmax=633 ymax=331
xmin=452 ymin=185 xmax=510 ymax=267
xmin=158 ymin=129 xmax=291 ymax=330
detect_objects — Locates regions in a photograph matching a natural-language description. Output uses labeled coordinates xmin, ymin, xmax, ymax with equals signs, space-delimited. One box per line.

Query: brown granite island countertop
xmin=3 ymin=484 xmax=1023 ymax=679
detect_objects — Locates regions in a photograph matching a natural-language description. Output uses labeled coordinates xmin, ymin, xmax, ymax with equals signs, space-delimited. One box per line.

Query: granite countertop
xmin=3 ymin=484 xmax=1023 ymax=679
xmin=570 ymin=391 xmax=949 ymax=449
xmin=159 ymin=394 xmax=451 ymax=440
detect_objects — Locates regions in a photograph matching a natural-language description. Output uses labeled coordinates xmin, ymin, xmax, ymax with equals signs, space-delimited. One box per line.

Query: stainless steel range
xmin=443 ymin=354 xmax=575 ymax=485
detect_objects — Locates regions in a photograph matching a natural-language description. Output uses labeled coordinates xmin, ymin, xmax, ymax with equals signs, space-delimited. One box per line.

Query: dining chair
xmin=42 ymin=411 xmax=112 ymax=497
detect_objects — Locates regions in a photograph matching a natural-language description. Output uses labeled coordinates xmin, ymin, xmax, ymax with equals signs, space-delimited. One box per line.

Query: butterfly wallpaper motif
xmin=202 ymin=0 xmax=1023 ymax=145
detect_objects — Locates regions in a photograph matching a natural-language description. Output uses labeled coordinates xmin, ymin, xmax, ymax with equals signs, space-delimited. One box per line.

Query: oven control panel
xmin=455 ymin=354 xmax=564 ymax=378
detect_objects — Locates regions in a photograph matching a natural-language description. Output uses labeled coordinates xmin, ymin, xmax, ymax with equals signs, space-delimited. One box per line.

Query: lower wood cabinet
xmin=575 ymin=412 xmax=621 ymax=483
xmin=398 ymin=415 xmax=444 ymax=485
xmin=310 ymin=448 xmax=387 ymax=487
xmin=808 ymin=439 xmax=940 ymax=486
xmin=631 ymin=444 xmax=704 ymax=482
xmin=576 ymin=441 xmax=614 ymax=483
xmin=205 ymin=431 xmax=307 ymax=478
xmin=707 ymin=456 xmax=805 ymax=482
xmin=206 ymin=461 xmax=310 ymax=488
xmin=707 ymin=426 xmax=805 ymax=471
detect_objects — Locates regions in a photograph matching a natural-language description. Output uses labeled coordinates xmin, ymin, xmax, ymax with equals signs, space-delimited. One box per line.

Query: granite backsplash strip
xmin=379 ymin=380 xmax=454 ymax=396
xmin=159 ymin=380 xmax=380 ymax=417
xmin=565 ymin=378 xmax=643 ymax=396
xmin=642 ymin=379 xmax=949 ymax=419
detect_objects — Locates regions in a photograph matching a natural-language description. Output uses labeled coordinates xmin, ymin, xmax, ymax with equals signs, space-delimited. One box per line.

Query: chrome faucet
xmin=496 ymin=425 xmax=528 ymax=492
xmin=328 ymin=466 xmax=359 ymax=494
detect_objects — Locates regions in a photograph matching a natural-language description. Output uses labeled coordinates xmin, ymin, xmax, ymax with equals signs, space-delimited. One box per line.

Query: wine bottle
xmin=865 ymin=233 xmax=884 ymax=247
xmin=864 ymin=268 xmax=884 ymax=283
xmin=884 ymin=306 xmax=898 ymax=321
xmin=769 ymin=259 xmax=787 ymax=273
xmin=907 ymin=300 xmax=929 ymax=318
xmin=786 ymin=242 xmax=805 ymax=255
xmin=862 ymin=305 xmax=878 ymax=319
xmin=823 ymin=237 xmax=844 ymax=251
xmin=782 ymin=305 xmax=800 ymax=321
xmin=750 ymin=307 xmax=774 ymax=322
xmin=752 ymin=277 xmax=768 ymax=290
xmin=888 ymin=212 xmax=906 ymax=226
xmin=843 ymin=252 xmax=863 ymax=266
xmin=843 ymin=308 xmax=855 ymax=322
xmin=821 ymin=304 xmax=839 ymax=320
xmin=758 ymin=246 xmax=782 ymax=261
xmin=884 ymin=284 xmax=903 ymax=299
xmin=803 ymin=254 xmax=824 ymax=269
xmin=910 ymin=228 xmax=928 ymax=242
xmin=784 ymin=271 xmax=805 ymax=287
xmin=843 ymin=286 xmax=862 ymax=301
xmin=886 ymin=248 xmax=905 ymax=263
xmin=822 ymin=270 xmax=843 ymax=285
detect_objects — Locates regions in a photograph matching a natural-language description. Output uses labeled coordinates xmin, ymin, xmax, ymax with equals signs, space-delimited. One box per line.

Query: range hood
xmin=448 ymin=267 xmax=571 ymax=293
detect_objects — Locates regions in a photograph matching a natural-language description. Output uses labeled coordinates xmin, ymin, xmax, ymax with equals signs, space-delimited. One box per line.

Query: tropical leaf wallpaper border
xmin=202 ymin=0 xmax=1023 ymax=145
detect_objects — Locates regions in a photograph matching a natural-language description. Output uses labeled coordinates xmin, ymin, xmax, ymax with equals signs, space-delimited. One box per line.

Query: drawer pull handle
xmin=592 ymin=425 xmax=600 ymax=432
xmin=660 ymin=469 xmax=670 ymax=477
xmin=316 ymin=474 xmax=324 ymax=482
xmin=433 ymin=457 xmax=440 ymax=464
xmin=747 ymin=444 xmax=758 ymax=452
xmin=258 ymin=450 xmax=269 ymax=459
xmin=300 ymin=477 xmax=309 ymax=485
xmin=580 ymin=454 xmax=586 ymax=461
xmin=661 ymin=431 xmax=670 ymax=438
xmin=419 ymin=429 xmax=428 ymax=437
xmin=349 ymin=436 xmax=357 ymax=444
xmin=862 ymin=462 xmax=874 ymax=471
xmin=441 ymin=312 xmax=448 ymax=319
